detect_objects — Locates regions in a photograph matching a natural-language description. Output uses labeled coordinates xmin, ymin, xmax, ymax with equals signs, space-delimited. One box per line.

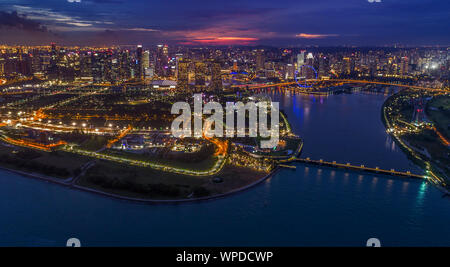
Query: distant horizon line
xmin=1 ymin=43 xmax=449 ymax=49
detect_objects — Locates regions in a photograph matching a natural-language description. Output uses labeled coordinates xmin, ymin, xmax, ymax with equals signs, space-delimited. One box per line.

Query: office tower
xmin=119 ymin=50 xmax=131 ymax=81
xmin=175 ymin=54 xmax=183 ymax=79
xmin=297 ymin=50 xmax=305 ymax=71
xmin=177 ymin=59 xmax=190 ymax=92
xmin=143 ymin=50 xmax=150 ymax=70
xmin=286 ymin=64 xmax=295 ymax=79
xmin=31 ymin=49 xmax=41 ymax=74
xmin=136 ymin=45 xmax=143 ymax=80
xmin=80 ymin=52 xmax=92 ymax=78
xmin=195 ymin=61 xmax=206 ymax=89
xmin=343 ymin=57 xmax=355 ymax=75
xmin=0 ymin=60 xmax=4 ymax=77
xmin=232 ymin=60 xmax=238 ymax=72
xmin=48 ymin=43 xmax=58 ymax=79
xmin=369 ymin=57 xmax=377 ymax=77
xmin=110 ymin=57 xmax=120 ymax=83
xmin=256 ymin=50 xmax=265 ymax=71
xmin=264 ymin=62 xmax=275 ymax=78
xmin=318 ymin=55 xmax=330 ymax=77
xmin=210 ymin=61 xmax=222 ymax=93
xmin=92 ymin=52 xmax=108 ymax=83
xmin=156 ymin=44 xmax=169 ymax=77
xmin=145 ymin=65 xmax=154 ymax=79
xmin=400 ymin=56 xmax=409 ymax=77
xmin=143 ymin=50 xmax=150 ymax=79
xmin=302 ymin=52 xmax=314 ymax=79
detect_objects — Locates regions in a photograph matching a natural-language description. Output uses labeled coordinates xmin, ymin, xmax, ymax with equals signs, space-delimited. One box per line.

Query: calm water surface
xmin=0 ymin=92 xmax=448 ymax=246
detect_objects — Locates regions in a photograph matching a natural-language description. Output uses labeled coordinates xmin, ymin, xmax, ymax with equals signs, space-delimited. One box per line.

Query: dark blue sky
xmin=0 ymin=0 xmax=449 ymax=46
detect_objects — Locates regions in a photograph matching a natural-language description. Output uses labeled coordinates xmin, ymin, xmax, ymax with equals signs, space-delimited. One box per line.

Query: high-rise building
xmin=369 ymin=57 xmax=377 ymax=77
xmin=195 ymin=62 xmax=206 ymax=90
xmin=119 ymin=50 xmax=131 ymax=81
xmin=143 ymin=50 xmax=150 ymax=79
xmin=177 ymin=59 xmax=190 ymax=92
xmin=286 ymin=63 xmax=295 ymax=79
xmin=0 ymin=60 xmax=4 ymax=77
xmin=210 ymin=61 xmax=222 ymax=93
xmin=256 ymin=50 xmax=265 ymax=71
xmin=303 ymin=52 xmax=315 ymax=79
xmin=156 ymin=44 xmax=169 ymax=77
xmin=143 ymin=50 xmax=150 ymax=70
xmin=80 ymin=52 xmax=93 ymax=78
xmin=400 ymin=56 xmax=409 ymax=77
xmin=232 ymin=60 xmax=238 ymax=72
xmin=343 ymin=57 xmax=355 ymax=75
xmin=297 ymin=50 xmax=305 ymax=71
xmin=318 ymin=56 xmax=330 ymax=78
xmin=136 ymin=45 xmax=143 ymax=80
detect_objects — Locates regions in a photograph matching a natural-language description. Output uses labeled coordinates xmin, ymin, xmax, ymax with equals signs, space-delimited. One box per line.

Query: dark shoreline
xmin=0 ymin=163 xmax=281 ymax=205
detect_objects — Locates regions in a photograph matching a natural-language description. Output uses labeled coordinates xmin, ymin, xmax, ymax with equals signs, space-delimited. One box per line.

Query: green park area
xmin=100 ymin=144 xmax=218 ymax=172
xmin=0 ymin=143 xmax=90 ymax=178
xmin=76 ymin=160 xmax=267 ymax=200
xmin=427 ymin=95 xmax=450 ymax=139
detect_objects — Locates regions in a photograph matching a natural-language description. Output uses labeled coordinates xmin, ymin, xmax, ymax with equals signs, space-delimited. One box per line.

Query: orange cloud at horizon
xmin=295 ymin=33 xmax=339 ymax=39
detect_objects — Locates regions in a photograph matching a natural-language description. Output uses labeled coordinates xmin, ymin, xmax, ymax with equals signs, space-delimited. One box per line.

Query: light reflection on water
xmin=0 ymin=91 xmax=448 ymax=246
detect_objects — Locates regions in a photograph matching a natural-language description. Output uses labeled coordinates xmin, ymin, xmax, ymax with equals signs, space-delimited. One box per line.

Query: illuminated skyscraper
xmin=119 ymin=50 xmax=131 ymax=81
xmin=80 ymin=52 xmax=93 ymax=78
xmin=232 ymin=60 xmax=238 ymax=72
xmin=177 ymin=59 xmax=190 ymax=92
xmin=256 ymin=50 xmax=265 ymax=71
xmin=303 ymin=52 xmax=314 ymax=79
xmin=143 ymin=50 xmax=150 ymax=79
xmin=297 ymin=50 xmax=305 ymax=71
xmin=210 ymin=61 xmax=222 ymax=93
xmin=0 ymin=60 xmax=4 ymax=77
xmin=286 ymin=63 xmax=295 ymax=79
xmin=318 ymin=56 xmax=329 ymax=78
xmin=156 ymin=44 xmax=169 ymax=77
xmin=136 ymin=45 xmax=143 ymax=80
xmin=400 ymin=56 xmax=409 ymax=77
xmin=143 ymin=50 xmax=150 ymax=70
xmin=343 ymin=57 xmax=354 ymax=75
xmin=195 ymin=62 xmax=206 ymax=90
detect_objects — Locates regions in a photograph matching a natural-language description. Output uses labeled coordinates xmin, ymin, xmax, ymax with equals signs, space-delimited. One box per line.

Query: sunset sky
xmin=0 ymin=0 xmax=449 ymax=46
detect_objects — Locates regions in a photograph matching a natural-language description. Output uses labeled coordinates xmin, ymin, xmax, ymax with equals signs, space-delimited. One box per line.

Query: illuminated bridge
xmin=292 ymin=157 xmax=425 ymax=179
xmin=233 ymin=79 xmax=449 ymax=93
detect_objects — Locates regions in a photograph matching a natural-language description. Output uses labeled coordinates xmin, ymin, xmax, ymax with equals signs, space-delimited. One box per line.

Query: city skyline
xmin=0 ymin=0 xmax=449 ymax=46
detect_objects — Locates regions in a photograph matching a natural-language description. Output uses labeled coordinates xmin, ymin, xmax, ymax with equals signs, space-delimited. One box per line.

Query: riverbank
xmin=0 ymin=157 xmax=281 ymax=204
xmin=381 ymin=91 xmax=449 ymax=191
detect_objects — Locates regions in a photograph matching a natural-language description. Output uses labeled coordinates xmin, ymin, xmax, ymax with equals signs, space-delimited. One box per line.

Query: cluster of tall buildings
xmin=176 ymin=59 xmax=222 ymax=93
xmin=0 ymin=44 xmax=173 ymax=83
xmin=0 ymin=44 xmax=449 ymax=90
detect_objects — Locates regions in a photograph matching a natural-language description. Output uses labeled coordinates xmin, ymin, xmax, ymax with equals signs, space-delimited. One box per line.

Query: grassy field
xmin=76 ymin=160 xmax=267 ymax=200
xmin=0 ymin=143 xmax=90 ymax=178
xmin=78 ymin=135 xmax=109 ymax=151
xmin=101 ymin=148 xmax=218 ymax=171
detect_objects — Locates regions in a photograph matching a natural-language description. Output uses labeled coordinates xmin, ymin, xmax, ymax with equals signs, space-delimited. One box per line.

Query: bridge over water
xmin=283 ymin=157 xmax=425 ymax=180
